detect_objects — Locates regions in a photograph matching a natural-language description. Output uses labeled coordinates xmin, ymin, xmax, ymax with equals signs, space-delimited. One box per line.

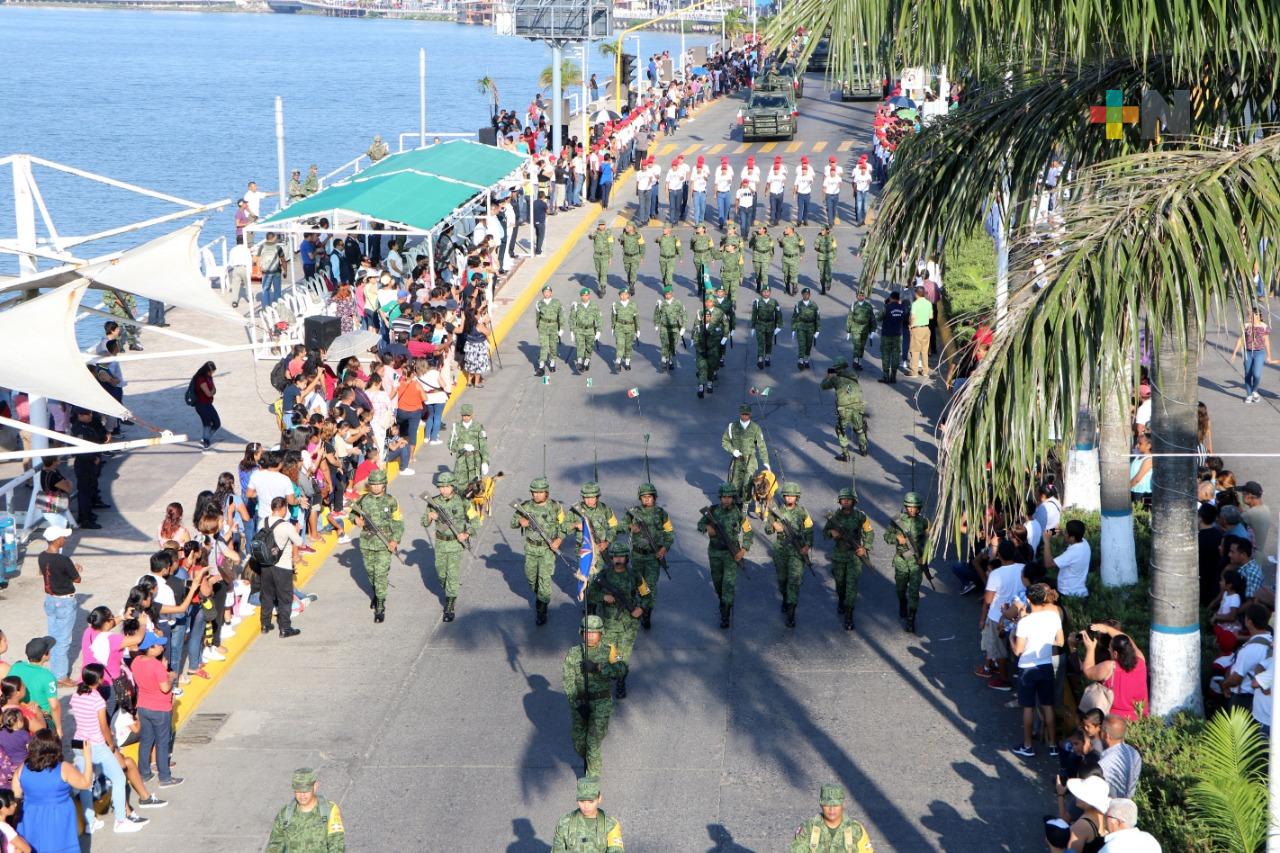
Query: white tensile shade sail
xmin=0 ymin=283 xmax=129 ymax=419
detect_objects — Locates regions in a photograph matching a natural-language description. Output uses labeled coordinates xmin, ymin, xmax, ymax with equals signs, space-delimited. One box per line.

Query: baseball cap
xmin=25 ymin=636 xmax=55 ymax=660
xmin=138 ymin=632 xmax=168 ymax=652
xmin=1043 ymin=817 xmax=1071 ymax=848
xmin=42 ymin=525 xmax=72 ymax=542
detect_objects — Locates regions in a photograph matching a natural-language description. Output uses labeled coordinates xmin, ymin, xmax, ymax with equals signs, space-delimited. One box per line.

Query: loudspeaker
xmin=478 ymin=126 xmax=498 ymax=146
xmin=304 ymin=315 xmax=341 ymax=353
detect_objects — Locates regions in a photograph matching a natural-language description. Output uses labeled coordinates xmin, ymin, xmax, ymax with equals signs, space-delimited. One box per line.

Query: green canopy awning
xmin=360 ymin=139 xmax=527 ymax=187
xmin=257 ymin=172 xmax=477 ymax=233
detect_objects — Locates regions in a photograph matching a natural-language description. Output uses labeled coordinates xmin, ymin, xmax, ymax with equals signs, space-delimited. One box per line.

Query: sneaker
xmin=338 ymin=535 xmax=351 ymax=545
xmin=988 ymin=678 xmax=1013 ymax=691
xmin=171 ymin=686 xmax=184 ymax=697
xmin=204 ymin=648 xmax=226 ymax=662
xmin=115 ymin=818 xmax=146 ymax=833
xmin=973 ymin=664 xmax=993 ymax=678
xmin=1011 ymin=744 xmax=1036 ymax=757
xmin=87 ymin=817 xmax=106 ymax=834
xmin=960 ymin=581 xmax=978 ymax=595
xmin=138 ymin=796 xmax=168 ymax=809
xmin=429 ymin=439 xmax=444 ymax=446
xmin=190 ymin=668 xmax=210 ymax=680
xmin=400 ymin=468 xmax=415 ymax=476
xmin=158 ymin=777 xmax=185 ymax=789
xmin=1048 ymin=745 xmax=1060 ymax=758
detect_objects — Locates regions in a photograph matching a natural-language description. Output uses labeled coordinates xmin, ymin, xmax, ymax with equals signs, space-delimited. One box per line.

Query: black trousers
xmin=73 ymin=460 xmax=98 ymax=522
xmin=259 ymin=565 xmax=294 ymax=631
xmin=534 ymin=223 xmax=546 ymax=255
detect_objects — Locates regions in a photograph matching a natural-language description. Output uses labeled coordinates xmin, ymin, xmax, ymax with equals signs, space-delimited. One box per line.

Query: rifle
xmin=630 ymin=512 xmax=672 ymax=580
xmin=771 ymin=505 xmax=817 ymax=578
xmin=698 ymin=505 xmax=750 ymax=577
xmin=589 ymin=568 xmax=639 ymax=613
xmin=889 ymin=517 xmax=936 ymax=590
xmin=348 ymin=505 xmax=409 ymax=568
xmin=423 ymin=494 xmax=473 ymax=552
xmin=510 ymin=500 xmax=577 ymax=572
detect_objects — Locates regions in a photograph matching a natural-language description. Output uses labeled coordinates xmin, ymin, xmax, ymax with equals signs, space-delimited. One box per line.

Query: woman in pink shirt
xmin=157 ymin=502 xmax=190 ymax=547
xmin=78 ymin=608 xmax=142 ymax=694
xmin=1081 ymin=623 xmax=1149 ymax=720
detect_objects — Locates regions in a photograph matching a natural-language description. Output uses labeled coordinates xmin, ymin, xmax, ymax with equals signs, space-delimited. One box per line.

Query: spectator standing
xmin=132 ymin=633 xmax=181 ymax=788
xmin=1129 ymin=434 xmax=1153 ymax=505
xmin=36 ymin=527 xmax=80 ymax=687
xmin=1082 ymin=624 xmax=1148 ymax=720
xmin=157 ymin=502 xmax=190 ymax=546
xmin=977 ymin=540 xmax=1023 ymax=691
xmin=257 ymin=232 xmax=287 ymax=307
xmin=906 ymin=286 xmax=933 ymax=378
xmin=1249 ymin=654 xmax=1274 ymax=735
xmin=1011 ymin=584 xmax=1064 ymax=757
xmin=234 ymin=199 xmax=251 ymax=245
xmin=1231 ymin=306 xmax=1273 ymax=403
xmin=191 ymin=361 xmax=221 ymax=450
xmin=598 ymin=155 xmax=614 ymax=210
xmin=533 ymin=192 xmax=548 ymax=255
xmin=13 ymin=731 xmax=95 ymax=845
xmin=1044 ymin=518 xmax=1091 ymax=598
xmin=419 ymin=358 xmax=452 ymax=446
xmin=1239 ymin=481 xmax=1271 ymax=557
xmin=69 ymin=666 xmax=146 ymax=834
xmin=259 ymin=497 xmax=303 ymax=639
xmin=8 ymin=639 xmax=61 ymax=737
xmin=1225 ymin=536 xmax=1263 ymax=600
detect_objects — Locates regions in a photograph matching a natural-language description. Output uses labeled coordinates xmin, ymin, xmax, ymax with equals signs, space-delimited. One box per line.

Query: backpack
xmin=269 ymin=357 xmax=291 ymax=393
xmin=183 ymin=374 xmax=198 ymax=407
xmin=249 ymin=519 xmax=286 ymax=567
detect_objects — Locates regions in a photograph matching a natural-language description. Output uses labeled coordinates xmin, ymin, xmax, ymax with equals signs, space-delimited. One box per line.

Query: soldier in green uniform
xmin=652 ymin=286 xmax=686 ymax=372
xmin=366 ymin=135 xmax=389 ymax=162
xmin=609 ymin=288 xmax=640 ymax=372
xmin=883 ymin=492 xmax=930 ymax=633
xmin=624 ymin=482 xmax=674 ymax=630
xmin=102 ymin=289 xmax=141 ymax=350
xmin=722 ymin=404 xmax=770 ymax=504
xmin=823 ymin=488 xmax=875 ymax=631
xmin=690 ymin=224 xmax=716 ymax=291
xmin=447 ymin=403 xmax=489 ymax=484
xmin=266 ymin=768 xmax=345 ymax=853
xmin=814 ymin=225 xmax=837 ymax=295
xmin=750 ymin=283 xmax=782 ymax=370
xmin=845 ymin=291 xmax=876 ymax=370
xmin=791 ymin=287 xmax=821 ymax=370
xmin=698 ymin=482 xmax=754 ymax=628
xmin=769 ymin=482 xmax=814 ymax=628
xmin=287 ymin=169 xmax=305 ymax=203
xmin=720 ymin=220 xmax=743 ymax=253
xmin=692 ymin=295 xmax=727 ymax=399
xmin=619 ymin=223 xmax=645 ymax=294
xmin=572 ymin=481 xmax=619 ymax=560
xmin=302 ymin=164 xmax=319 ymax=196
xmin=585 ymin=540 xmax=648 ymax=698
xmin=534 ymin=283 xmax=565 ymax=376
xmin=551 ymin=776 xmax=625 ymax=853
xmin=749 ymin=225 xmax=775 ymax=293
xmin=349 ymin=469 xmax=403 ymax=623
xmin=779 ymin=226 xmax=805 ymax=296
xmin=562 ymin=615 xmax=628 ymax=777
xmin=589 ymin=221 xmax=614 ymax=295
xmin=423 ymin=471 xmax=477 ymax=623
xmin=716 ymin=241 xmax=747 ymax=305
xmin=789 ymin=783 xmax=875 ymax=853
xmin=511 ymin=477 xmax=567 ymax=625
xmin=657 ymin=226 xmax=682 ymax=289
xmin=569 ymin=288 xmax=603 ymax=373
xmin=714 ymin=283 xmax=735 ymax=362
xmin=820 ymin=358 xmax=869 ymax=460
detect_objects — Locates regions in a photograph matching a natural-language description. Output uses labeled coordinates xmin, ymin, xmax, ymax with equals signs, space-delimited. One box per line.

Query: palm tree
xmin=475 ymin=76 xmax=500 ymax=120
xmin=538 ymin=59 xmax=583 ymax=91
xmin=1188 ymin=708 xmax=1267 ymax=852
xmin=722 ymin=7 xmax=748 ymax=38
xmin=598 ymin=41 xmax=619 ymax=61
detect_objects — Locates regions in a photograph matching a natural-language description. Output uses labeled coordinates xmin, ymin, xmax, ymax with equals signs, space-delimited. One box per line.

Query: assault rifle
xmin=510 ymin=501 xmax=577 ymax=572
xmin=699 ymin=505 xmax=750 ymax=577
xmin=348 ymin=505 xmax=408 ymax=568
xmin=630 ymin=514 xmax=672 ymax=580
xmin=423 ymin=495 xmax=472 ymax=552
xmin=771 ymin=507 xmax=817 ymax=578
xmin=889 ymin=517 xmax=936 ymax=590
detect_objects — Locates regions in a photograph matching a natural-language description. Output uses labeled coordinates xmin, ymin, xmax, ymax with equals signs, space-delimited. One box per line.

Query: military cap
xmin=831 ymin=357 xmax=849 ymax=370
xmin=739 ymin=404 xmax=752 ymax=415
xmin=760 ymin=284 xmax=772 ymax=292
xmin=801 ymin=286 xmax=812 ymax=294
xmin=580 ymin=481 xmax=601 ymax=497
xmin=637 ymin=482 xmax=657 ymax=498
xmin=904 ymin=492 xmax=923 ymax=507
xmin=435 ymin=471 xmax=456 ymax=487
xmin=367 ymin=469 xmax=388 ymax=485
xmin=662 ymin=286 xmax=673 ymax=294
xmin=608 ymin=539 xmax=630 ymax=557
xmin=291 ymin=768 xmax=318 ymax=792
xmin=837 ymin=487 xmax=857 ymax=502
xmin=596 ymin=220 xmax=607 ymax=227
xmin=576 ymin=776 xmax=601 ymax=800
xmin=714 ymin=284 xmax=726 ymax=293
xmin=581 ymin=614 xmax=604 ymax=632
xmin=579 ymin=287 xmax=592 ymax=296
xmin=542 ymin=283 xmax=554 ymax=292
xmin=819 ymin=783 xmax=845 ymax=805
xmin=717 ymin=482 xmax=737 ymax=497
xmin=780 ymin=481 xmax=801 ymax=497
xmin=529 ymin=477 xmax=550 ymax=492
xmin=460 ymin=403 xmax=474 ymax=416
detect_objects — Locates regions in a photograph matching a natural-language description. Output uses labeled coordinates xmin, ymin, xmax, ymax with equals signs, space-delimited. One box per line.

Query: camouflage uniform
xmin=814 ymin=227 xmax=837 ymax=294
xmin=823 ymin=489 xmax=875 ymax=629
xmin=769 ymin=482 xmax=814 ymax=626
xmin=652 ymin=289 xmax=687 ymax=369
xmin=563 ymin=615 xmax=628 ymax=777
xmin=511 ymin=478 xmax=568 ymax=624
xmin=610 ymin=294 xmax=640 ymax=369
xmin=690 ymin=228 xmax=716 ymax=291
xmin=350 ymin=470 xmax=403 ymax=621
xmin=265 ymin=769 xmax=345 ymax=853
xmin=535 ymin=288 xmax=565 ymax=374
xmin=716 ymin=243 xmax=746 ymax=304
xmin=572 ymin=482 xmax=619 ymax=559
xmin=845 ymin=296 xmax=876 ymax=368
xmin=722 ymin=406 xmax=770 ymax=503
xmin=657 ymin=229 xmax=682 ymax=288
xmin=589 ymin=223 xmax=614 ymax=294
xmin=749 ymin=227 xmax=775 ymax=292
xmin=620 ymin=226 xmax=645 ymax=293
xmin=552 ymin=777 xmax=624 ymax=852
xmin=883 ymin=493 xmax=930 ymax=632
xmin=819 ymin=359 xmax=869 ymax=458
xmin=569 ymin=290 xmax=603 ymax=372
xmin=789 ymin=784 xmax=875 ymax=853
xmin=422 ymin=471 xmax=478 ymax=621
xmin=584 ymin=541 xmax=649 ymax=696
xmin=750 ymin=287 xmax=782 ymax=369
xmin=791 ymin=291 xmax=821 ymax=368
xmin=447 ymin=403 xmax=489 ymax=484
xmin=697 ymin=483 xmax=754 ymax=627
xmin=102 ymin=289 xmax=140 ymax=349
xmin=624 ymin=483 xmax=674 ymax=629
xmin=778 ymin=229 xmax=805 ymax=296
xmin=692 ymin=299 xmax=727 ymax=396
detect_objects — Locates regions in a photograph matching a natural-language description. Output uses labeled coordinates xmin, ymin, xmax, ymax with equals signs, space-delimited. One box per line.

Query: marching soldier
xmin=690 ymin=224 xmax=716 ymax=291
xmin=769 ymin=482 xmax=813 ymax=628
xmin=697 ymin=483 xmax=754 ymax=629
xmin=845 ymin=291 xmax=876 ymax=370
xmin=789 ymin=783 xmax=875 ymax=853
xmin=653 ymin=286 xmax=686 ymax=372
xmin=562 ymin=615 xmax=627 ymax=777
xmin=750 ymin=283 xmax=782 ymax=370
xmin=883 ymin=492 xmax=931 ymax=633
xmin=422 ymin=471 xmax=477 ymax=623
xmin=350 ymin=469 xmax=403 ymax=624
xmin=551 ymin=776 xmax=624 ymax=853
xmin=716 ymin=241 xmax=746 ymax=305
xmin=657 ymin=226 xmax=682 ymax=289
xmin=624 ymin=483 xmax=674 ymax=630
xmin=511 ymin=477 xmax=568 ymax=625
xmin=620 ymin=223 xmax=645 ymax=294
xmin=692 ymin=295 xmax=727 ymax=399
xmin=569 ymin=288 xmax=603 ymax=373
xmin=823 ymin=489 xmax=874 ymax=631
xmin=778 ymin=225 xmax=805 ymax=296
xmin=265 ymin=768 xmax=345 ymax=853
xmin=791 ymin=287 xmax=821 ymax=370
xmin=589 ymin=221 xmax=614 ymax=295
xmin=447 ymin=403 xmax=489 ymax=484
xmin=714 ymin=283 xmax=735 ymax=361
xmin=610 ymin=288 xmax=640 ymax=372
xmin=573 ymin=481 xmax=619 ymax=558
xmin=722 ymin=404 xmax=770 ymax=504
xmin=820 ymin=358 xmax=869 ymax=460
xmin=585 ymin=540 xmax=648 ymax=698
xmin=535 ymin=283 xmax=565 ymax=377
xmin=749 ymin=225 xmax=774 ymax=293
xmin=814 ymin=225 xmax=837 ymax=295
xmin=720 ymin=220 xmax=744 ymax=253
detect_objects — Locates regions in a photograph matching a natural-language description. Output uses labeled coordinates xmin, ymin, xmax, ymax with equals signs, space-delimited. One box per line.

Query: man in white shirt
xmin=634 ymin=156 xmax=655 ymax=224
xmin=714 ymin=156 xmax=735 ymax=229
xmin=793 ymin=155 xmax=816 ymax=225
xmin=1043 ymin=518 xmax=1091 ymax=597
xmin=850 ymin=154 xmax=874 ymax=226
xmin=570 ymin=146 xmax=586 ymax=207
xmin=245 ymin=451 xmax=302 ymax=522
xmin=734 ymin=179 xmax=757 ymax=236
xmin=978 ymin=540 xmax=1024 ymax=691
xmin=644 ymin=157 xmax=663 ymax=225
xmin=1011 ymin=583 xmax=1064 ymax=757
xmin=740 ymin=155 xmax=761 ymax=221
xmin=1249 ymin=653 xmax=1274 ymax=732
xmin=822 ymin=155 xmax=843 ymax=226
xmin=587 ymin=148 xmax=601 ymax=203
xmin=1097 ymin=800 xmax=1161 ymax=853
xmin=227 ymin=240 xmax=252 ymax=309
xmin=689 ymin=155 xmax=711 ymax=226
xmin=665 ymin=157 xmax=687 ymax=225
xmin=765 ymin=156 xmax=788 ymax=226
xmin=243 ymin=180 xmax=274 ymax=219
xmin=1221 ymin=603 xmax=1273 ymax=712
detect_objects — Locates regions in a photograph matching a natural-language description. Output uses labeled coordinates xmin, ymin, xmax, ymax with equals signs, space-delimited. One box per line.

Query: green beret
xmin=435 ymin=471 xmax=456 ymax=487
xmin=580 ymin=481 xmax=601 ymax=497
xmin=460 ymin=403 xmax=474 ymax=416
xmin=576 ymin=776 xmax=601 ymax=800
xmin=367 ymin=469 xmax=388 ymax=485
xmin=529 ymin=477 xmax=550 ymax=492
xmin=581 ymin=614 xmax=604 ymax=632
xmin=291 ymin=768 xmax=318 ymax=792
xmin=819 ymin=783 xmax=845 ymax=805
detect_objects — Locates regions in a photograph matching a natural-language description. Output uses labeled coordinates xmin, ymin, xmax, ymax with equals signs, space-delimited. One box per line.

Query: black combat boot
xmin=374 ymin=601 xmax=386 ymax=623
xmin=535 ymin=363 xmax=545 ymax=377
xmin=369 ymin=595 xmax=377 ymax=610
xmin=844 ymin=610 xmax=855 ymax=631
xmin=535 ymin=600 xmax=548 ymax=625
xmin=898 ymin=594 xmax=908 ymax=619
xmin=785 ymin=604 xmax=797 ymax=628
xmin=615 ymin=676 xmax=627 ymax=699
xmin=835 ymin=451 xmax=850 ymax=462
xmin=837 ymin=600 xmax=845 ymax=615
xmin=757 ymin=358 xmax=764 ymax=369
xmin=443 ymin=597 xmax=456 ymax=622
xmin=905 ymin=612 xmax=917 ymax=634
xmin=280 ymin=627 xmax=301 ymax=638
xmin=641 ymin=608 xmax=652 ymax=630
xmin=719 ymin=603 xmax=731 ymax=629
xmin=697 ymin=384 xmax=705 ymax=399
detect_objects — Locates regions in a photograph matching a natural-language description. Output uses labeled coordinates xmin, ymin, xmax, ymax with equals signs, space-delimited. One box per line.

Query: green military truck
xmin=738 ymin=88 xmax=798 ymax=140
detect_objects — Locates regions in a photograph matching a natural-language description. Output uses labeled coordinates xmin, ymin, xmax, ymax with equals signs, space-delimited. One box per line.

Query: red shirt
xmin=195 ymin=375 xmax=216 ymax=405
xmin=133 ymin=654 xmax=173 ymax=713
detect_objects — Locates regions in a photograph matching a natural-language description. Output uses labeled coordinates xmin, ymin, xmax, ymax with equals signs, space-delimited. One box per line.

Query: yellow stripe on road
xmin=681 ymin=143 xmax=701 ymax=156
xmin=707 ymin=143 xmax=727 ymax=154
xmin=812 ymin=140 xmax=828 ymax=152
xmin=759 ymin=142 xmax=778 ymax=152
xmin=837 ymin=140 xmax=854 ymax=152
xmin=657 ymin=142 xmax=678 ymax=156
xmin=785 ymin=141 xmax=802 ymax=153
xmin=734 ymin=142 xmax=752 ymax=153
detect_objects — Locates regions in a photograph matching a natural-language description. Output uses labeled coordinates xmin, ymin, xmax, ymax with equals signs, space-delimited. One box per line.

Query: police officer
xmin=749 ymin=225 xmax=775 ymax=292
xmin=789 ymin=783 xmax=874 ymax=853
xmin=820 ymin=358 xmax=869 ymax=460
xmin=572 ymin=482 xmax=619 ymax=558
xmin=569 ymin=288 xmax=603 ymax=373
xmin=70 ymin=408 xmax=107 ymax=528
xmin=266 ymin=768 xmax=345 ymax=853
xmin=770 ymin=482 xmax=814 ymax=628
xmin=624 ymin=483 xmax=674 ymax=630
xmin=791 ymin=287 xmax=821 ymax=370
xmin=619 ymin=223 xmax=645 ymax=294
xmin=883 ymin=492 xmax=931 ymax=633
xmin=447 ymin=403 xmax=489 ymax=485
xmin=535 ymin=283 xmax=565 ymax=376
xmin=589 ymin=220 xmax=613 ymax=295
xmin=693 ymin=295 xmax=727 ymax=399
xmin=814 ymin=225 xmax=837 ymax=295
xmin=562 ymin=615 xmax=627 ymax=776
xmin=698 ymin=483 xmax=753 ymax=629
xmin=657 ymin=225 xmax=682 ymax=289
xmin=778 ymin=225 xmax=805 ymax=296
xmin=423 ymin=471 xmax=477 ymax=623
xmin=610 ymin=288 xmax=640 ymax=372
xmin=750 ymin=283 xmax=782 ymax=370
xmin=585 ymin=540 xmax=648 ymax=698
xmin=653 ymin=286 xmax=687 ymax=372
xmin=823 ymin=488 xmax=874 ymax=631
xmin=551 ymin=776 xmax=624 ymax=852
xmin=690 ymin=224 xmax=716 ymax=291
xmin=511 ymin=478 xmax=567 ymax=625
xmin=350 ymin=469 xmax=402 ymax=623
xmin=845 ymin=291 xmax=876 ymax=370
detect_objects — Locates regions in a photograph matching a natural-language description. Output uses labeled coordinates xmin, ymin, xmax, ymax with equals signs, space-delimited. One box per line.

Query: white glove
xmin=846 ymin=332 xmax=852 ymax=341
xmin=732 ymin=449 xmax=742 ymax=458
xmin=654 ymin=326 xmax=660 ymax=333
xmin=678 ymin=328 xmax=686 ymax=337
xmin=634 ymin=331 xmax=641 ymax=341
xmin=481 ymin=462 xmax=490 ymax=476
xmin=814 ymin=331 xmax=820 ymax=339
xmin=773 ymin=328 xmax=780 ymax=337
xmin=594 ymin=332 xmax=601 ymax=341
xmin=763 ymin=463 xmax=770 ymax=471
xmin=791 ymin=331 xmax=796 ymax=339
xmin=558 ymin=329 xmax=564 ymax=338
xmin=720 ymin=337 xmax=728 ymax=346
xmin=463 ymin=443 xmax=475 ymax=452
xmin=869 ymin=332 xmax=878 ymax=345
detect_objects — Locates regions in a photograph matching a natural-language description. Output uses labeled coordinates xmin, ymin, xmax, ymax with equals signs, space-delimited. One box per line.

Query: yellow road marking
xmin=812 ymin=140 xmax=828 ymax=152
xmin=681 ymin=143 xmax=701 ymax=156
xmin=734 ymin=142 xmax=751 ymax=153
xmin=708 ymin=143 xmax=727 ymax=154
xmin=785 ymin=141 xmax=802 ymax=153
xmin=837 ymin=140 xmax=854 ymax=152
xmin=657 ymin=142 xmax=677 ymax=156
xmin=759 ymin=142 xmax=778 ymax=152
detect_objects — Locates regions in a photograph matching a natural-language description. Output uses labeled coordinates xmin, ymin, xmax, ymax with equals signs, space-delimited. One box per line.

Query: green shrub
xmin=1187 ymin=708 xmax=1267 ymax=853
xmin=1127 ymin=713 xmax=1214 ymax=853
xmin=1053 ymin=508 xmax=1154 ymax=651
xmin=942 ymin=228 xmax=996 ymax=324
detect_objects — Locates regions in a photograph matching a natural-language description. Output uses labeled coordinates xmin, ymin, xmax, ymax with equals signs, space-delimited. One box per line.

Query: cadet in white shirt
xmin=690 ymin=155 xmax=711 ymax=226
xmin=851 ymin=155 xmax=874 ymax=226
xmin=666 ymin=156 xmax=688 ymax=225
xmin=822 ymin=156 xmax=844 ymax=226
xmin=714 ymin=156 xmax=736 ymax=229
xmin=734 ymin=179 xmax=757 ymax=235
xmin=765 ymin=156 xmax=788 ymax=226
xmin=793 ymin=155 xmax=816 ymax=225
xmin=635 ymin=156 xmax=656 ymax=224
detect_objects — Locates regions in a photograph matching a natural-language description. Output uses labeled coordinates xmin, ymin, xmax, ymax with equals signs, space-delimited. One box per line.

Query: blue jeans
xmin=397 ymin=409 xmax=422 ymax=451
xmin=768 ymin=192 xmax=784 ymax=223
xmin=737 ymin=207 xmax=752 ymax=236
xmin=635 ymin=188 xmax=648 ymax=223
xmin=1245 ymin=349 xmax=1266 ymax=396
xmin=77 ymin=741 xmax=127 ymax=821
xmin=195 ymin=401 xmax=220 ymax=444
xmin=137 ymin=707 xmax=174 ymax=783
xmin=692 ymin=191 xmax=707 ymax=225
xmin=796 ymin=192 xmax=811 ymax=224
xmin=855 ymin=190 xmax=869 ymax=224
xmin=825 ymin=193 xmax=840 ymax=225
xmin=717 ymin=192 xmax=731 ymax=227
xmin=424 ymin=402 xmax=444 ymax=442
xmin=599 ymin=181 xmax=612 ymax=209
xmin=668 ymin=190 xmax=681 ymax=224
xmin=44 ymin=595 xmax=76 ymax=679
xmin=261 ymin=271 xmax=282 ymax=306
xmin=166 ymin=618 xmax=187 ymax=675
xmin=175 ymin=605 xmax=206 ymax=676
xmin=948 ymin=560 xmax=981 ymax=588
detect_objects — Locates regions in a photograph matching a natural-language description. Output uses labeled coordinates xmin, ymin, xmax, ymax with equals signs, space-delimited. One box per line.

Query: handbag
xmin=37 ymin=490 xmax=69 ymax=514
xmin=1079 ymin=681 xmax=1114 ymax=714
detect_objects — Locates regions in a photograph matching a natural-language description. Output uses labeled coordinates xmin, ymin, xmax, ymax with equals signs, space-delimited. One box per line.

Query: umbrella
xmin=888 ymin=95 xmax=916 ymax=109
xmin=324 ymin=329 xmax=380 ymax=362
xmin=691 ymin=65 xmax=708 ymax=76
xmin=896 ymin=108 xmax=919 ymax=121
xmin=590 ymin=109 xmax=622 ymax=125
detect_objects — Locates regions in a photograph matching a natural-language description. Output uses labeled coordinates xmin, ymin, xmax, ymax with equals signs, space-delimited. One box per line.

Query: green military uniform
xmin=584 ymin=541 xmax=649 ymax=696
xmin=789 ymin=784 xmax=874 ymax=853
xmin=624 ymin=483 xmax=674 ymax=629
xmin=883 ymin=492 xmax=930 ymax=632
xmin=102 ymin=289 xmax=140 ymax=349
xmin=791 ymin=290 xmax=821 ymax=368
xmin=350 ymin=470 xmax=403 ymax=622
xmin=569 ymin=290 xmax=603 ymax=372
xmin=769 ymin=482 xmax=814 ymax=626
xmin=610 ymin=294 xmax=640 ymax=370
xmin=692 ymin=299 xmax=728 ymax=397
xmin=749 ymin=227 xmax=775 ymax=292
xmin=366 ymin=135 xmax=389 ymax=162
xmin=720 ymin=221 xmax=743 ymax=252
xmin=535 ymin=286 xmax=565 ymax=375
xmin=657 ymin=228 xmax=682 ymax=288
xmin=845 ymin=296 xmax=876 ymax=369
xmin=653 ymin=289 xmax=687 ymax=370
xmin=266 ymin=769 xmax=345 ymax=853
xmin=562 ymin=615 xmax=628 ymax=777
xmin=823 ymin=489 xmax=874 ymax=630
xmin=722 ymin=406 xmax=770 ymax=503
xmin=589 ymin=224 xmax=614 ymax=295
xmin=690 ymin=227 xmax=716 ymax=291
xmin=697 ymin=483 xmax=754 ymax=627
xmin=779 ymin=229 xmax=805 ymax=296
xmin=511 ymin=478 xmax=568 ymax=624
xmin=620 ymin=225 xmax=645 ymax=293
xmin=820 ymin=359 xmax=869 ymax=458
xmin=303 ymin=168 xmax=319 ymax=196
xmin=287 ymin=174 xmax=305 ymax=202
xmin=422 ymin=471 xmax=478 ymax=622
xmin=715 ymin=285 xmax=736 ymax=342
xmin=551 ymin=777 xmax=624 ymax=852
xmin=814 ymin=228 xmax=837 ymax=294
xmin=572 ymin=482 xmax=619 ymax=558
xmin=716 ymin=243 xmax=746 ymax=304
xmin=447 ymin=403 xmax=489 ymax=484
xmin=750 ymin=287 xmax=782 ymax=369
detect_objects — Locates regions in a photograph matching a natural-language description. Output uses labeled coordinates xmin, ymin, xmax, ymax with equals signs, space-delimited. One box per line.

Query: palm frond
xmin=1187 ymin=708 xmax=1269 ymax=853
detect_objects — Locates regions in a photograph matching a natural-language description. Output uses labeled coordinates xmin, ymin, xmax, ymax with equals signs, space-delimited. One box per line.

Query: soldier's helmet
xmin=581 ymin=614 xmax=605 ymax=633
xmin=717 ymin=483 xmax=737 ymax=497
xmin=367 ymin=469 xmax=388 ymax=486
xmin=435 ymin=471 xmax=456 ymax=487
xmin=597 ymin=220 xmax=607 ymax=228
xmin=637 ymin=482 xmax=658 ymax=498
xmin=904 ymin=492 xmax=924 ymax=507
xmin=780 ymin=481 xmax=802 ymax=498
xmin=837 ymin=487 xmax=857 ymax=502
xmin=529 ymin=477 xmax=551 ymax=492
xmin=608 ymin=539 xmax=630 ymax=558
xmin=580 ymin=481 xmax=602 ymax=498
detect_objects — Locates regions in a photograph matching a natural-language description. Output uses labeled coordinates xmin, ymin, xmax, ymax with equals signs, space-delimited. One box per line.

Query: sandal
xmin=190 ymin=668 xmax=210 ymax=680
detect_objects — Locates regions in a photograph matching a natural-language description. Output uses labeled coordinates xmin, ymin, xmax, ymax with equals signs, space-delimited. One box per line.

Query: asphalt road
xmin=96 ymin=75 xmax=1047 ymax=852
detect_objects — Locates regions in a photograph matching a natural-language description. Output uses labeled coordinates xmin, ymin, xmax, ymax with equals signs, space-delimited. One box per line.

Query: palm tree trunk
xmin=1099 ymin=358 xmax=1137 ymax=586
xmin=1064 ymin=396 xmax=1101 ymax=513
xmin=1148 ymin=303 xmax=1203 ymax=717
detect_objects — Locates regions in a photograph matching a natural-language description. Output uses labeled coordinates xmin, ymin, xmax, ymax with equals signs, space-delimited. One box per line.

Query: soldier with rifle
xmin=584 ymin=540 xmax=649 ymax=698
xmin=422 ymin=471 xmax=477 ymax=623
xmin=510 ymin=478 xmax=570 ymax=625
xmin=823 ymin=488 xmax=875 ymax=631
xmin=768 ymin=482 xmax=815 ymax=628
xmin=572 ymin=481 xmax=619 ymax=562
xmin=561 ymin=614 xmax=627 ymax=777
xmin=349 ymin=469 xmax=404 ymax=624
xmin=623 ymin=482 xmax=673 ymax=630
xmin=697 ymin=483 xmax=754 ymax=629
xmin=883 ymin=491 xmax=933 ymax=634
